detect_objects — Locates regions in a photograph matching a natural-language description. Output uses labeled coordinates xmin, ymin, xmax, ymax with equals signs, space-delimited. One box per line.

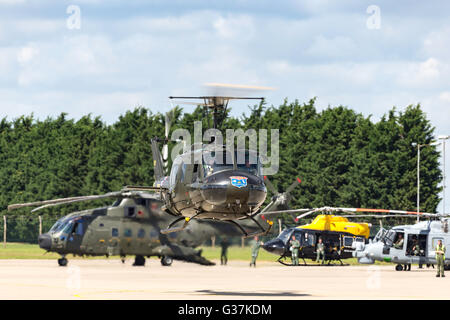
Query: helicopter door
xmin=107 ymin=227 xmax=121 ymax=256
xmin=92 ymin=222 xmax=109 ymax=255
xmin=406 ymin=234 xmax=426 ymax=257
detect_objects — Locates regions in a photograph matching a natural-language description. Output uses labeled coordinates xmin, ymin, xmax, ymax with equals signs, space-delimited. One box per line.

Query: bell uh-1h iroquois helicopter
xmin=262 ymin=206 xmax=439 ymax=266
xmin=146 ymin=87 xmax=286 ymax=237
xmin=353 ymin=214 xmax=450 ymax=271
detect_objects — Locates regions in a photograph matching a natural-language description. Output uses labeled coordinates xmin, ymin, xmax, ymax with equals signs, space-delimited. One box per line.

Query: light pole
xmin=412 ymin=141 xmax=441 ymax=222
xmin=438 ymin=135 xmax=450 ymax=214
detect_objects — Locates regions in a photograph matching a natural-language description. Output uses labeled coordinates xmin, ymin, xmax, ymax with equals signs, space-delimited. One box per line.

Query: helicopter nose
xmin=262 ymin=238 xmax=285 ymax=255
xmin=201 ymin=171 xmax=266 ymax=207
xmin=38 ymin=233 xmax=52 ymax=250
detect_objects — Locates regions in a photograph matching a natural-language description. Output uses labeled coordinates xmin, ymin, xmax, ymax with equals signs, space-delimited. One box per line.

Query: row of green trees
xmin=0 ymin=99 xmax=442 ymax=242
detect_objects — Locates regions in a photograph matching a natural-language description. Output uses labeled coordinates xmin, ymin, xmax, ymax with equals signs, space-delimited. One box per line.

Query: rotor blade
xmin=171 ymin=100 xmax=212 ymax=107
xmin=8 ymin=191 xmax=123 ymax=211
xmin=341 ymin=214 xmax=425 ymax=219
xmin=294 ymin=206 xmax=439 ymax=219
xmin=163 ymin=110 xmax=174 ymax=164
xmin=30 ymin=192 xmax=123 ymax=213
xmin=295 ymin=209 xmax=320 ymax=220
xmin=286 ymin=177 xmax=302 ymax=194
xmin=169 ymin=96 xmax=265 ymax=101
xmin=123 ymin=185 xmax=168 ymax=192
xmin=262 ymin=208 xmax=313 ymax=216
xmin=337 ymin=207 xmax=438 ymax=217
xmin=204 ymin=83 xmax=275 ymax=97
xmin=263 ymin=176 xmax=278 ymax=195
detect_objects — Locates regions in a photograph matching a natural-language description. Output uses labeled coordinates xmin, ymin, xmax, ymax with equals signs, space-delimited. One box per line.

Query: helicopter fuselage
xmin=353 ymin=219 xmax=450 ymax=270
xmin=160 ymin=147 xmax=267 ymax=221
xmin=36 ymin=197 xmax=242 ymax=265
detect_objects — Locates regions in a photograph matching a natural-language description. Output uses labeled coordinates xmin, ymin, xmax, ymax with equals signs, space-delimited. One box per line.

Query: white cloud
xmin=439 ymin=91 xmax=450 ymax=103
xmin=17 ymin=44 xmax=39 ymax=65
xmin=0 ymin=1 xmax=447 ymax=139
xmin=305 ymin=35 xmax=358 ymax=59
xmin=423 ymin=27 xmax=450 ymax=60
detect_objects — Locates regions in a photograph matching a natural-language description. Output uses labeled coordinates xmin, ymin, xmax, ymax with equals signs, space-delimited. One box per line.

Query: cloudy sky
xmin=1 ymin=1 xmax=449 ymax=209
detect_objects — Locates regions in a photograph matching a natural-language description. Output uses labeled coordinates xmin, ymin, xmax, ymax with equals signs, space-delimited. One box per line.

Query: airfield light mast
xmin=413 ymin=141 xmax=441 ymax=222
xmin=438 ymin=135 xmax=450 ymax=215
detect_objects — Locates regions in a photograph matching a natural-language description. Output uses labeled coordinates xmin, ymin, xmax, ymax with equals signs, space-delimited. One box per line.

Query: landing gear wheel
xmin=161 ymin=256 xmax=173 ymax=266
xmin=395 ymin=264 xmax=403 ymax=271
xmin=58 ymin=257 xmax=68 ymax=267
xmin=132 ymin=255 xmax=146 ymax=266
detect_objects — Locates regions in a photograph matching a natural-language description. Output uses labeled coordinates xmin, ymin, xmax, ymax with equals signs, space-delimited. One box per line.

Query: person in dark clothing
xmin=220 ymin=237 xmax=230 ymax=265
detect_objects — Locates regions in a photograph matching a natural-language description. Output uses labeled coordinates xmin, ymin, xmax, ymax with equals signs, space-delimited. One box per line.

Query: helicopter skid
xmin=225 ymin=215 xmax=273 ymax=239
xmin=160 ymin=216 xmax=192 ymax=235
xmin=277 ymin=256 xmax=349 ymax=267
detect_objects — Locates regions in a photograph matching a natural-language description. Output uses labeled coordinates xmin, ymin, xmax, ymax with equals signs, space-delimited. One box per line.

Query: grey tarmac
xmin=0 ymin=259 xmax=446 ymax=299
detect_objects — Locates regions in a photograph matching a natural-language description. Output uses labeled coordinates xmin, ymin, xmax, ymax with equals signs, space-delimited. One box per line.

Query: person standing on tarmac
xmin=220 ymin=237 xmax=230 ymax=265
xmin=316 ymin=237 xmax=325 ymax=264
xmin=436 ymin=239 xmax=446 ymax=278
xmin=289 ymin=235 xmax=301 ymax=266
xmin=250 ymin=236 xmax=263 ymax=267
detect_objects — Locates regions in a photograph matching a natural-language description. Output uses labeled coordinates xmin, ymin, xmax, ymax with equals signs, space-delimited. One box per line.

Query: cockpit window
xmin=203 ymin=150 xmax=233 ymax=177
xmin=235 ymin=150 xmax=259 ymax=175
xmin=49 ymin=220 xmax=63 ymax=233
xmin=50 ymin=217 xmax=72 ymax=233
xmin=278 ymin=229 xmax=294 ymax=243
xmin=202 ymin=149 xmax=260 ymax=177
xmin=112 ymin=199 xmax=121 ymax=207
xmin=62 ymin=221 xmax=74 ymax=234
xmin=380 ymin=229 xmax=402 ymax=247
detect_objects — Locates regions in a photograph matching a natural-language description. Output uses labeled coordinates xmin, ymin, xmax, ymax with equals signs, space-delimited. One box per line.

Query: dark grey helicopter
xmin=146 ymin=90 xmax=307 ymax=237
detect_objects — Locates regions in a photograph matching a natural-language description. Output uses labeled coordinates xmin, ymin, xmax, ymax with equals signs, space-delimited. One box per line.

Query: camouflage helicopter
xmin=8 ymin=187 xmax=266 ymax=267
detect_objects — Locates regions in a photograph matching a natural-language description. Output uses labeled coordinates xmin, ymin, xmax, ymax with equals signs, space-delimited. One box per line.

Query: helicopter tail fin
xmin=151 ymin=138 xmax=166 ymax=181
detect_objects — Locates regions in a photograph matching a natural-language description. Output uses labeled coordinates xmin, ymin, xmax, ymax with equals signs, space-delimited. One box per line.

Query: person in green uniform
xmin=289 ymin=235 xmax=301 ymax=266
xmin=220 ymin=237 xmax=230 ymax=265
xmin=250 ymin=236 xmax=263 ymax=267
xmin=436 ymin=240 xmax=446 ymax=277
xmin=412 ymin=239 xmax=420 ymax=256
xmin=316 ymin=237 xmax=325 ymax=264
